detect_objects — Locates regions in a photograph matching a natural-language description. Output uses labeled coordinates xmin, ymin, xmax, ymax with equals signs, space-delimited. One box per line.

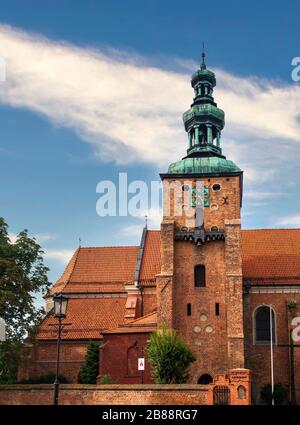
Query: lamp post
xmin=52 ymin=292 xmax=68 ymax=406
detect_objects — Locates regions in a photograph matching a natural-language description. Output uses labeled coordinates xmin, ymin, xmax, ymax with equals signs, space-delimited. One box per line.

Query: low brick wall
xmin=0 ymin=369 xmax=251 ymax=405
xmin=0 ymin=384 xmax=212 ymax=405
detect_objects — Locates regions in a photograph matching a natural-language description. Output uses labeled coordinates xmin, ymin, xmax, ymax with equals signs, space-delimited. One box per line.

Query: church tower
xmin=157 ymin=51 xmax=245 ymax=382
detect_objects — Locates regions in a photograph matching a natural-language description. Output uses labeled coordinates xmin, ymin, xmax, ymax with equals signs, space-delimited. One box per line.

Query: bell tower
xmin=157 ymin=51 xmax=245 ymax=382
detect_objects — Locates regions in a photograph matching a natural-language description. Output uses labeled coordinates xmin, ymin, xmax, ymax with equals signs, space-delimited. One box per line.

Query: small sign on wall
xmin=138 ymin=358 xmax=145 ymax=371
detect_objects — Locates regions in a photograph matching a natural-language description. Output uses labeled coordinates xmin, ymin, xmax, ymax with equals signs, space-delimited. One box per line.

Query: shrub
xmin=79 ymin=342 xmax=100 ymax=384
xmin=98 ymin=374 xmax=116 ymax=384
xmin=147 ymin=325 xmax=196 ymax=384
xmin=260 ymin=383 xmax=288 ymax=405
xmin=18 ymin=373 xmax=68 ymax=384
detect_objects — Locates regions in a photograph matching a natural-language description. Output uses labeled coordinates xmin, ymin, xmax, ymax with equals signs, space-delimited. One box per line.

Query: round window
xmin=212 ymin=183 xmax=221 ymax=191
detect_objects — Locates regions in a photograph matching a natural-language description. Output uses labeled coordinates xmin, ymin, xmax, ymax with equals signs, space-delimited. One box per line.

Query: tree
xmin=79 ymin=342 xmax=100 ymax=384
xmin=0 ymin=217 xmax=50 ymax=382
xmin=147 ymin=326 xmax=196 ymax=384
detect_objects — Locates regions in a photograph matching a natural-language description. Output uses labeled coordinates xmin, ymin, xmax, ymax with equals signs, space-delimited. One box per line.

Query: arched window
xmin=237 ymin=385 xmax=246 ymax=400
xmin=195 ymin=265 xmax=206 ymax=287
xmin=198 ymin=374 xmax=213 ymax=384
xmin=254 ymin=306 xmax=276 ymax=344
xmin=127 ymin=343 xmax=139 ymax=376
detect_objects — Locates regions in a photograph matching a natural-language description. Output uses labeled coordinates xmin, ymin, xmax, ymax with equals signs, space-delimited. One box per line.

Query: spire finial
xmin=201 ymin=42 xmax=206 ymax=70
xmin=144 ymin=215 xmax=148 ymax=229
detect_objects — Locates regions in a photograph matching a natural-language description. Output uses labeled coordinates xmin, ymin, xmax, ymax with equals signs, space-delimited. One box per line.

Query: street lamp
xmin=52 ymin=292 xmax=69 ymax=406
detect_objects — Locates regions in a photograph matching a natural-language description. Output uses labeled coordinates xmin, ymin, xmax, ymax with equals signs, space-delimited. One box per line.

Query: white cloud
xmin=8 ymin=230 xmax=71 ymax=265
xmin=8 ymin=232 xmax=17 ymax=243
xmin=44 ymin=248 xmax=74 ymax=264
xmin=8 ymin=231 xmax=57 ymax=244
xmin=33 ymin=232 xmax=57 ymax=243
xmin=121 ymin=206 xmax=162 ymax=238
xmin=0 ymin=23 xmax=299 ymax=175
xmin=244 ymin=191 xmax=284 ymax=200
xmin=0 ymin=24 xmax=300 ymax=222
xmin=121 ymin=224 xmax=144 ymax=239
xmin=275 ymin=214 xmax=300 ymax=227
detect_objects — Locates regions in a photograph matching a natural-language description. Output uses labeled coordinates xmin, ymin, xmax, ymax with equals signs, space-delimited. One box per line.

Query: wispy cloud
xmin=44 ymin=248 xmax=74 ymax=264
xmin=275 ymin=214 xmax=300 ymax=227
xmin=33 ymin=232 xmax=57 ymax=243
xmin=0 ymin=23 xmax=300 ymax=222
xmin=8 ymin=230 xmax=71 ymax=265
xmin=121 ymin=206 xmax=162 ymax=239
xmin=8 ymin=231 xmax=57 ymax=244
xmin=0 ymin=24 xmax=299 ymax=173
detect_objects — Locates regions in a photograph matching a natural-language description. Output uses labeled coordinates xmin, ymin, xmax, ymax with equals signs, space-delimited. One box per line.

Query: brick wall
xmin=244 ymin=291 xmax=300 ymax=403
xmin=100 ymin=332 xmax=153 ymax=384
xmin=18 ymin=341 xmax=89 ymax=383
xmin=0 ymin=369 xmax=251 ymax=405
xmin=0 ymin=384 xmax=210 ymax=405
xmin=159 ymin=175 xmax=244 ymax=382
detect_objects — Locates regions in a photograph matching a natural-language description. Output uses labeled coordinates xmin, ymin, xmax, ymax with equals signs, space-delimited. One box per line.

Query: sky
xmin=0 ymin=0 xmax=300 ymax=292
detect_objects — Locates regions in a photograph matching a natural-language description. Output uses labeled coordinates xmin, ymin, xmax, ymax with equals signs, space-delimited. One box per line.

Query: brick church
xmin=21 ymin=53 xmax=300 ymax=403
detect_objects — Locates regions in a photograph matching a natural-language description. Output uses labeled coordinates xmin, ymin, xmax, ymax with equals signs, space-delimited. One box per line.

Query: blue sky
xmin=0 ymin=0 xmax=300 ymax=290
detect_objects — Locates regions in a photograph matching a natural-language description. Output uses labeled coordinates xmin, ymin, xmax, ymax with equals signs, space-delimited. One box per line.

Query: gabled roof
xmin=139 ymin=230 xmax=161 ymax=284
xmin=50 ymin=246 xmax=139 ymax=294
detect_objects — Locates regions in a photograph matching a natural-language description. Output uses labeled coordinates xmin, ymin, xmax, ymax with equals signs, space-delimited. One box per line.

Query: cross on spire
xmin=201 ymin=42 xmax=206 ymax=70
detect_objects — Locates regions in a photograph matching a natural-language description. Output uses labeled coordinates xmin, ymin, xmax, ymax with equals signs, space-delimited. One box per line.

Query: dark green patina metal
xmin=168 ymin=156 xmax=241 ymax=176
xmin=162 ymin=49 xmax=241 ymax=178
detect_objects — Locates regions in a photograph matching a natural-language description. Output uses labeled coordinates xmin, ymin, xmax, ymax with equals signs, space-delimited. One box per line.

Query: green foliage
xmin=0 ymin=217 xmax=50 ymax=383
xmin=18 ymin=373 xmax=68 ymax=384
xmin=146 ymin=325 xmax=196 ymax=384
xmin=260 ymin=383 xmax=288 ymax=405
xmin=0 ymin=341 xmax=22 ymax=384
xmin=98 ymin=374 xmax=116 ymax=384
xmin=79 ymin=342 xmax=100 ymax=384
xmin=0 ymin=217 xmax=50 ymax=341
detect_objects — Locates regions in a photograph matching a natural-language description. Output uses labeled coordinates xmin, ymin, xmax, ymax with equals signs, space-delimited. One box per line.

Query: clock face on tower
xmin=190 ymin=186 xmax=210 ymax=207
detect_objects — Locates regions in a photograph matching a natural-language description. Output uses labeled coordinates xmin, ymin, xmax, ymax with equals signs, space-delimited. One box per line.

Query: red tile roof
xmin=37 ymin=297 xmax=127 ymax=340
xmin=50 ymin=246 xmax=139 ymax=294
xmin=50 ymin=229 xmax=300 ymax=294
xmin=139 ymin=230 xmax=161 ymax=285
xmin=241 ymin=229 xmax=300 ymax=283
xmin=103 ymin=312 xmax=157 ymax=334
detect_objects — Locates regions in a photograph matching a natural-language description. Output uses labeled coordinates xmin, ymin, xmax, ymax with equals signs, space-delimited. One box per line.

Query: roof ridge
xmin=51 ymin=248 xmax=80 ymax=294
xmin=242 ymin=228 xmax=300 ymax=231
xmin=78 ymin=245 xmax=139 ymax=249
xmin=126 ymin=310 xmax=157 ymax=325
xmin=66 ymin=247 xmax=81 ymax=286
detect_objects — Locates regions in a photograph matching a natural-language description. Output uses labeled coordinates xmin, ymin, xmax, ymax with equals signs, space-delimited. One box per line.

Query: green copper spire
xmin=162 ymin=50 xmax=241 ymax=177
xmin=200 ymin=42 xmax=206 ymax=70
xmin=183 ymin=49 xmax=225 ymax=158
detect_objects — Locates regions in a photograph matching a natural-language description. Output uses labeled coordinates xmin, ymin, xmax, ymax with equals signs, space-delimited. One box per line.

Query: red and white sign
xmin=138 ymin=357 xmax=145 ymax=371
